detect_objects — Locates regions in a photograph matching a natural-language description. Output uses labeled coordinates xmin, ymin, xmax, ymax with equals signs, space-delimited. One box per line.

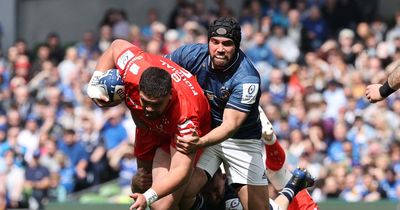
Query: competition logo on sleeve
xmin=117 ymin=50 xmax=135 ymax=70
xmin=241 ymin=83 xmax=258 ymax=104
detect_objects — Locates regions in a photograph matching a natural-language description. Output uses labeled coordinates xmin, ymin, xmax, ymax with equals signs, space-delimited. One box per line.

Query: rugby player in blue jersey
xmin=166 ymin=17 xmax=274 ymax=210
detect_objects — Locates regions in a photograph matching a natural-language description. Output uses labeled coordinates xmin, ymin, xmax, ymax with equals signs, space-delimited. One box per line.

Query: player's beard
xmin=212 ymin=56 xmax=229 ymax=69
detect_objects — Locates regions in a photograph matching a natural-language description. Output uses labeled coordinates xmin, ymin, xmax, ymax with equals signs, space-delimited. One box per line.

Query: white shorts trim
xmin=197 ymin=138 xmax=268 ymax=185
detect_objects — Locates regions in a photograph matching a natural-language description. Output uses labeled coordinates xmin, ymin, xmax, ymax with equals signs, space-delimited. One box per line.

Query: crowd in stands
xmin=0 ymin=0 xmax=399 ymax=209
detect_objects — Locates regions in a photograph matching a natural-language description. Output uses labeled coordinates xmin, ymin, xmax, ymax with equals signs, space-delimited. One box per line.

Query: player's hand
xmin=176 ymin=130 xmax=200 ymax=154
xmin=87 ymin=70 xmax=110 ymax=107
xmin=131 ymin=168 xmax=152 ymax=193
xmin=129 ymin=193 xmax=147 ymax=210
xmin=365 ymin=84 xmax=384 ymax=103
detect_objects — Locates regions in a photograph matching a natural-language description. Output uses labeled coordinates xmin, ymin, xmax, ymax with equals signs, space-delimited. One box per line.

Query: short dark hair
xmin=139 ymin=67 xmax=172 ymax=99
xmin=63 ymin=128 xmax=75 ymax=135
xmin=208 ymin=17 xmax=241 ymax=49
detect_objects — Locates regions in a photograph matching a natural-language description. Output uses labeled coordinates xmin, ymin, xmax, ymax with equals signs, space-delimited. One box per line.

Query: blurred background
xmin=0 ymin=0 xmax=400 ymax=209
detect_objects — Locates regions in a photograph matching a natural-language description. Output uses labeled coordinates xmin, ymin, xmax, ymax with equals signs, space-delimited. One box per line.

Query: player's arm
xmin=131 ymin=159 xmax=153 ymax=193
xmin=199 ymin=108 xmax=247 ymax=147
xmin=366 ymin=59 xmax=400 ymax=102
xmin=87 ymin=39 xmax=134 ymax=105
xmin=130 ymin=146 xmax=195 ymax=209
xmin=152 ymin=148 xmax=194 ymax=197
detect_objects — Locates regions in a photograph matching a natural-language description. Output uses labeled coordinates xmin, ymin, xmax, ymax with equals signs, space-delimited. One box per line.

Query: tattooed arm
xmin=366 ymin=60 xmax=400 ymax=103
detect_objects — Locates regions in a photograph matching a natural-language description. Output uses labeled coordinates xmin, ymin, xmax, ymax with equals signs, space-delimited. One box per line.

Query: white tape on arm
xmin=143 ymin=188 xmax=158 ymax=206
xmin=87 ymin=71 xmax=106 ymax=99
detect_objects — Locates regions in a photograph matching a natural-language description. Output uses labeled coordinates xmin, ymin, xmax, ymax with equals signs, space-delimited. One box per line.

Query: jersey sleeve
xmin=115 ymin=46 xmax=143 ymax=78
xmin=165 ymin=44 xmax=202 ymax=74
xmin=170 ymin=117 xmax=201 ymax=149
xmin=226 ymin=75 xmax=260 ymax=113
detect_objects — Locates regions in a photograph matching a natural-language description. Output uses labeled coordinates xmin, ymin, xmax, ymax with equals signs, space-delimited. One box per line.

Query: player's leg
xmin=150 ymin=147 xmax=187 ymax=210
xmin=183 ymin=144 xmax=224 ymax=210
xmin=260 ymin=107 xmax=319 ymax=210
xmin=179 ymin=167 xmax=208 ymax=210
xmin=130 ymin=130 xmax=161 ymax=193
xmin=131 ymin=158 xmax=153 ymax=193
xmin=272 ymin=168 xmax=316 ymax=210
xmin=236 ymin=184 xmax=269 ymax=210
xmin=221 ymin=138 xmax=269 ymax=210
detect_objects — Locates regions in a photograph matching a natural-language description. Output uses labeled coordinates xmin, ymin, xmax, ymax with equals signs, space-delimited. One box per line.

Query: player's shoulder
xmin=230 ymin=52 xmax=260 ymax=85
xmin=237 ymin=50 xmax=260 ymax=76
xmin=175 ymin=43 xmax=208 ymax=57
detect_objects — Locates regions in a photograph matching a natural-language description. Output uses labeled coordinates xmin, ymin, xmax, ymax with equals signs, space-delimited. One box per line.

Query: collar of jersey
xmin=208 ymin=52 xmax=240 ymax=72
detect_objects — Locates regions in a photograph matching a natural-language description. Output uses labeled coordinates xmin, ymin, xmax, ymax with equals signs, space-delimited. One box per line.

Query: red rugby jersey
xmin=115 ymin=45 xmax=211 ymax=160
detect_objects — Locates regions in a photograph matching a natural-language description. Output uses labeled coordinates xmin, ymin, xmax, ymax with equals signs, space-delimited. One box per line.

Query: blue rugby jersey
xmin=166 ymin=43 xmax=262 ymax=139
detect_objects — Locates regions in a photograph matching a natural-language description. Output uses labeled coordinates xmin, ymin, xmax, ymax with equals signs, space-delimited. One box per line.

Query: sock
xmin=265 ymin=139 xmax=285 ymax=171
xmin=278 ymin=182 xmax=300 ymax=203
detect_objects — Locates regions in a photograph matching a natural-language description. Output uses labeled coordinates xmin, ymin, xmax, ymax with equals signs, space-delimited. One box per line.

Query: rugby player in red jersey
xmin=87 ymin=39 xmax=211 ymax=210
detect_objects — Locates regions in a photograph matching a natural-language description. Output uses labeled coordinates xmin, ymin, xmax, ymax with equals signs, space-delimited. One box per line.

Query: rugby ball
xmin=98 ymin=69 xmax=125 ymax=103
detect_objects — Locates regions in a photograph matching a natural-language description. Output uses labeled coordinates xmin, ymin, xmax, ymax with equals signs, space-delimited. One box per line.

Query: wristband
xmin=379 ymin=81 xmax=396 ymax=98
xmin=89 ymin=70 xmax=104 ymax=86
xmin=87 ymin=70 xmax=106 ymax=99
xmin=143 ymin=188 xmax=158 ymax=206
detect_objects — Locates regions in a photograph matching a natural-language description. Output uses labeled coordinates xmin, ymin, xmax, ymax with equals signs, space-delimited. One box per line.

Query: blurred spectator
xmin=164 ymin=29 xmax=182 ymax=54
xmin=17 ymin=114 xmax=40 ymax=162
xmin=322 ymin=80 xmax=347 ymax=120
xmin=264 ymin=69 xmax=287 ymax=105
xmin=0 ymin=156 xmax=6 ymax=209
xmin=47 ymin=172 xmax=67 ymax=203
xmin=39 ymin=138 xmax=60 ymax=173
xmin=13 ymin=54 xmax=31 ymax=81
xmin=57 ymin=129 xmax=89 ymax=192
xmin=327 ymin=121 xmax=349 ymax=163
xmin=340 ymin=172 xmax=363 ymax=202
xmin=14 ymin=39 xmax=32 ymax=58
xmin=12 ymin=85 xmax=33 ymax=119
xmin=24 ymin=150 xmax=50 ymax=210
xmin=302 ymin=5 xmax=328 ymax=50
xmin=54 ymin=152 xmax=74 ymax=194
xmin=57 ymin=47 xmax=80 ymax=86
xmin=287 ymin=9 xmax=304 ymax=49
xmin=246 ymin=32 xmax=277 ymax=71
xmin=267 ymin=23 xmax=300 ymax=67
xmin=76 ymin=113 xmax=106 ymax=186
xmin=100 ymin=106 xmax=129 ymax=171
xmin=97 ymin=25 xmax=113 ymax=53
xmin=29 ymin=44 xmax=51 ymax=79
xmin=111 ymin=10 xmax=130 ymax=40
xmin=45 ymin=32 xmax=64 ymax=64
xmin=75 ymin=31 xmax=101 ymax=60
xmin=338 ymin=28 xmax=357 ymax=65
xmin=141 ymin=8 xmax=160 ymax=41
xmin=129 ymin=25 xmax=145 ymax=49
xmin=116 ymin=143 xmax=137 ymax=189
xmin=4 ymin=149 xmax=25 ymax=208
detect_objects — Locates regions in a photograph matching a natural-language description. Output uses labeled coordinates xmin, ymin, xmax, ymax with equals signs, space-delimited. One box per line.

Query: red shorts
xmin=134 ymin=129 xmax=170 ymax=161
xmin=288 ymin=189 xmax=319 ymax=210
xmin=134 ymin=128 xmax=203 ymax=164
